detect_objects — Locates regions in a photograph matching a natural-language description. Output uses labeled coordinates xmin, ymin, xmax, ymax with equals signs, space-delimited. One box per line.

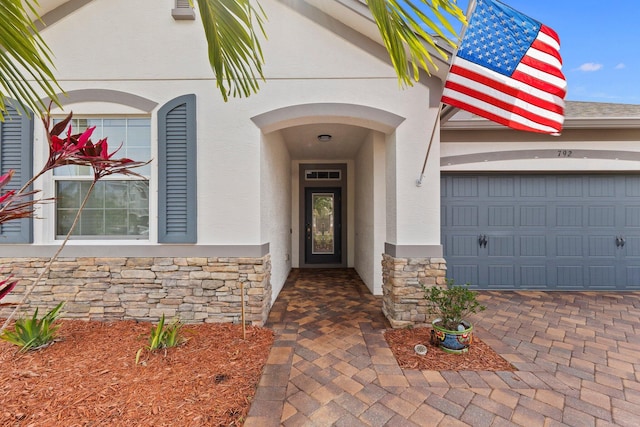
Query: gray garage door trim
xmin=441 ymin=174 xmax=640 ymax=290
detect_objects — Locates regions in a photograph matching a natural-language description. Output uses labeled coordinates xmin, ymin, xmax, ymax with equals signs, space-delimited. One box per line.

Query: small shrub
xmin=0 ymin=302 xmax=65 ymax=352
xmin=136 ymin=314 xmax=185 ymax=364
xmin=422 ymin=279 xmax=485 ymax=330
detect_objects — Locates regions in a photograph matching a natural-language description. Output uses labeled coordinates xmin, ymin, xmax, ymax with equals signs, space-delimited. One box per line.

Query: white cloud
xmin=615 ymin=63 xmax=626 ymax=70
xmin=576 ymin=62 xmax=603 ymax=72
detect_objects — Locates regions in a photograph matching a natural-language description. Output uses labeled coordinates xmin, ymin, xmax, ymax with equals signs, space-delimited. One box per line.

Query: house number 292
xmin=557 ymin=150 xmax=573 ymax=157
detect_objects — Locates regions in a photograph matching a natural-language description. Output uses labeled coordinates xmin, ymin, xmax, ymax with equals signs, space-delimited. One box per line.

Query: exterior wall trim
xmin=0 ymin=244 xmax=270 ymax=258
xmin=442 ymin=149 xmax=640 ymax=167
xmin=251 ymin=103 xmax=405 ymax=134
xmin=384 ymin=243 xmax=443 ymax=258
xmin=41 ymin=89 xmax=158 ymax=113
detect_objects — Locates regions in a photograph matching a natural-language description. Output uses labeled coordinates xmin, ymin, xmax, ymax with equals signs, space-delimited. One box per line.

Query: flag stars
xmin=459 ymin=0 xmax=543 ymax=77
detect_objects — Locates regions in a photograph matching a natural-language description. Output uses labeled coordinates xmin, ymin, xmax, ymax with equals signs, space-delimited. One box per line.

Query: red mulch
xmin=384 ymin=327 xmax=515 ymax=371
xmin=0 ymin=320 xmax=274 ymax=426
xmin=1 ymin=318 xmax=515 ymax=425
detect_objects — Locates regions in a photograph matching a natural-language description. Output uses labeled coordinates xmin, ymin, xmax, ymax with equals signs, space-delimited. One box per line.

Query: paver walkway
xmin=245 ymin=269 xmax=640 ymax=426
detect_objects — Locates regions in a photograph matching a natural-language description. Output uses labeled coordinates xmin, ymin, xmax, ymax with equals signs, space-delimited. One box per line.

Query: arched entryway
xmin=252 ymin=103 xmax=405 ymax=302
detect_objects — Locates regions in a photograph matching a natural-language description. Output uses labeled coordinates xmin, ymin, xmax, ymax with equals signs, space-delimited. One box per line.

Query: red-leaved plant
xmin=0 ymin=108 xmax=149 ymax=331
xmin=0 ymin=169 xmax=39 ymax=308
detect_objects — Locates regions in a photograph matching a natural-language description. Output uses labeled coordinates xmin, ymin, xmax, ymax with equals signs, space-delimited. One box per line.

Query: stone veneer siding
xmin=381 ymin=254 xmax=447 ymax=328
xmin=0 ymin=255 xmax=272 ymax=326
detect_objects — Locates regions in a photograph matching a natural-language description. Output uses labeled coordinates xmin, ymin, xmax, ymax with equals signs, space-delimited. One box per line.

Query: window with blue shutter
xmin=0 ymin=101 xmax=33 ymax=243
xmin=158 ymin=94 xmax=197 ymax=243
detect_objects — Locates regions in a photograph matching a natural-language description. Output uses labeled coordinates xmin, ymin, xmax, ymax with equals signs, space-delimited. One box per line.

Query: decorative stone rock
xmin=382 ymin=254 xmax=447 ymax=328
xmin=0 ymin=255 xmax=272 ymax=326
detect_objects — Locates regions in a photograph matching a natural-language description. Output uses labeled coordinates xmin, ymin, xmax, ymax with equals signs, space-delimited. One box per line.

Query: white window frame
xmin=48 ymin=116 xmax=153 ymax=241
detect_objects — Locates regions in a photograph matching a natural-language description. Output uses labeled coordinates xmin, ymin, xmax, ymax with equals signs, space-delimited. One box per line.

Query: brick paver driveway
xmin=246 ymin=269 xmax=640 ymax=426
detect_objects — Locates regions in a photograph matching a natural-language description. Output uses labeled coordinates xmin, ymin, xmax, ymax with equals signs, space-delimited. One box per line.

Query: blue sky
xmin=448 ymin=0 xmax=639 ymax=104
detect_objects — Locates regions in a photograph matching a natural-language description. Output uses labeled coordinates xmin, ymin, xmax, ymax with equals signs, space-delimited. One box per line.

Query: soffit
xmin=281 ymin=123 xmax=370 ymax=160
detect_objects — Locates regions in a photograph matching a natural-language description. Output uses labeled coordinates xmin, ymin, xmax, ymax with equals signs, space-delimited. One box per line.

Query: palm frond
xmin=366 ymin=0 xmax=466 ymax=86
xmin=0 ymin=0 xmax=61 ymax=119
xmin=195 ymin=0 xmax=267 ymax=102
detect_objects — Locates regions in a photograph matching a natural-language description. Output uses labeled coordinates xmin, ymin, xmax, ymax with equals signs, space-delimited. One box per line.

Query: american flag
xmin=441 ymin=0 xmax=566 ymax=134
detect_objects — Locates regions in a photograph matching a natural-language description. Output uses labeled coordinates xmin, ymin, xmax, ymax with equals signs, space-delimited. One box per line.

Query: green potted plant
xmin=422 ymin=279 xmax=485 ymax=354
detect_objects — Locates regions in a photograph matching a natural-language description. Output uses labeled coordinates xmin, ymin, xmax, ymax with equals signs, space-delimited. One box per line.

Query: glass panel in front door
xmin=312 ymin=193 xmax=334 ymax=254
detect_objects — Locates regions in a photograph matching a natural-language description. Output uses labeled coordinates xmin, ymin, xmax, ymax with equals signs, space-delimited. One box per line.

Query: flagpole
xmin=415 ymin=104 xmax=441 ymax=186
xmin=415 ymin=0 xmax=478 ymax=187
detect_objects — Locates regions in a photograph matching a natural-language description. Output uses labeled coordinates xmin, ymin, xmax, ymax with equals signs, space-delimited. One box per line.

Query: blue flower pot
xmin=431 ymin=319 xmax=474 ymax=354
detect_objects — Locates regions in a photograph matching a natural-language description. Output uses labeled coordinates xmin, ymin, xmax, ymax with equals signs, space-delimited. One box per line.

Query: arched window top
xmin=41 ymin=89 xmax=158 ymax=113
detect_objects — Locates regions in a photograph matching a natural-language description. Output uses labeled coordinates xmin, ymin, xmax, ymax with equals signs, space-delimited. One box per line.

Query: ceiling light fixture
xmin=317 ymin=134 xmax=332 ymax=142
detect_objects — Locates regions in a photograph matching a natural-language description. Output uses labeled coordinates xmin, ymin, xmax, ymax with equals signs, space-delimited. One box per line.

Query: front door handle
xmin=306 ymin=224 xmax=311 ymax=240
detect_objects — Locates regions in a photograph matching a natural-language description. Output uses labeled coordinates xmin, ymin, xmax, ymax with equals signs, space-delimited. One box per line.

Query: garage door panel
xmin=588 ymin=266 xmax=616 ymax=289
xmin=588 ymin=236 xmax=617 ymax=257
xmin=556 ymin=236 xmax=583 ymax=257
xmin=442 ymin=174 xmax=640 ymax=290
xmin=488 ymin=176 xmax=515 ymax=197
xmin=520 ymin=176 xmax=547 ymax=197
xmin=520 ymin=206 xmax=547 ymax=226
xmin=625 ymin=206 xmax=640 ymax=227
xmin=520 ymin=235 xmax=546 ymax=256
xmin=487 ymin=265 xmax=514 ymax=288
xmin=556 ymin=176 xmax=584 ymax=197
xmin=487 ymin=236 xmax=513 ymax=256
xmin=588 ymin=206 xmax=616 ymax=227
xmin=556 ymin=266 xmax=584 ymax=289
xmin=624 ymin=236 xmax=640 ymax=257
xmin=588 ymin=176 xmax=616 ymax=197
xmin=488 ymin=206 xmax=514 ymax=226
xmin=625 ymin=177 xmax=640 ymax=196
xmin=626 ymin=267 xmax=640 ymax=289
xmin=520 ymin=266 xmax=547 ymax=287
xmin=556 ymin=206 xmax=583 ymax=226
xmin=450 ymin=235 xmax=479 ymax=256
xmin=452 ymin=206 xmax=479 ymax=226
xmin=450 ymin=265 xmax=478 ymax=287
xmin=451 ymin=176 xmax=478 ymax=197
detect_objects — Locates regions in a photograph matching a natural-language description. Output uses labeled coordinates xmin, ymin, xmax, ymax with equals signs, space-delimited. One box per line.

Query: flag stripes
xmin=441 ymin=0 xmax=566 ymax=134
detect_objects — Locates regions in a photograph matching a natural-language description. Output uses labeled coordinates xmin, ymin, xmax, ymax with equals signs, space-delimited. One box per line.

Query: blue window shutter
xmin=158 ymin=94 xmax=197 ymax=243
xmin=0 ymin=101 xmax=33 ymax=243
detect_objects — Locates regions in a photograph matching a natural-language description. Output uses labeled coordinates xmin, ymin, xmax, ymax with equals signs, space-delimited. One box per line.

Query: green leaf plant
xmin=0 ymin=0 xmax=62 ymax=120
xmin=0 ymin=301 xmax=64 ymax=352
xmin=136 ymin=314 xmax=186 ymax=365
xmin=422 ymin=279 xmax=486 ymax=330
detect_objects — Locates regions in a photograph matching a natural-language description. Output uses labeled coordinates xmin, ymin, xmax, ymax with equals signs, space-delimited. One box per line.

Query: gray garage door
xmin=441 ymin=174 xmax=640 ymax=290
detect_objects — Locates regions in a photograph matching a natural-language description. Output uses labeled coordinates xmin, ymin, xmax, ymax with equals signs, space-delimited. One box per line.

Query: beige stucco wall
xmin=0 ymin=0 xmax=454 ymax=324
xmin=354 ymin=131 xmax=386 ymax=294
xmin=260 ymin=131 xmax=292 ymax=302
